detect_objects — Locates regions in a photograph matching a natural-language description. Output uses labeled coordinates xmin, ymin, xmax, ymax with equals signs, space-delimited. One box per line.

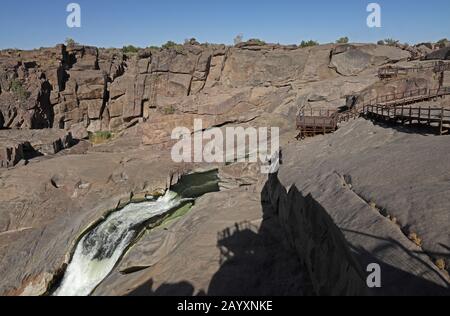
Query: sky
xmin=0 ymin=0 xmax=449 ymax=50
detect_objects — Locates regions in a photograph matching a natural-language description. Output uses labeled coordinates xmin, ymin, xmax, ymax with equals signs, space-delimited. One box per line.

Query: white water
xmin=53 ymin=191 xmax=184 ymax=296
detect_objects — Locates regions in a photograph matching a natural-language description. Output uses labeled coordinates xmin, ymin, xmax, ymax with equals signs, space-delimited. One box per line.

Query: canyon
xmin=0 ymin=40 xmax=449 ymax=296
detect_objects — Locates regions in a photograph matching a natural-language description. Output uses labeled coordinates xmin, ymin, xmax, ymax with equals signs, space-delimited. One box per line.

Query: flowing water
xmin=53 ymin=170 xmax=220 ymax=296
xmin=53 ymin=191 xmax=185 ymax=296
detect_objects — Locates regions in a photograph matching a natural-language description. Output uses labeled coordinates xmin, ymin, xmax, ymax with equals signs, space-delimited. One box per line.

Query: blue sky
xmin=0 ymin=0 xmax=449 ymax=49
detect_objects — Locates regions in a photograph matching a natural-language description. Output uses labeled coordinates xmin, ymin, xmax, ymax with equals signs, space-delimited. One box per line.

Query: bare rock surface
xmin=277 ymin=119 xmax=449 ymax=294
xmin=0 ymin=129 xmax=74 ymax=167
xmin=93 ymin=187 xmax=306 ymax=296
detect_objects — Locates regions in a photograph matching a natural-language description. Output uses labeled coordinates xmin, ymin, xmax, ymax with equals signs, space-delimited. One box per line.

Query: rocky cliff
xmin=0 ymin=41 xmax=449 ymax=296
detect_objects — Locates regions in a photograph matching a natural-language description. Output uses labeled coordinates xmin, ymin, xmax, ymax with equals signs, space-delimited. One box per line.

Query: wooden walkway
xmin=296 ymin=109 xmax=359 ymax=139
xmin=359 ymin=87 xmax=450 ymax=108
xmin=363 ymin=105 xmax=450 ymax=135
xmin=296 ymin=59 xmax=450 ymax=140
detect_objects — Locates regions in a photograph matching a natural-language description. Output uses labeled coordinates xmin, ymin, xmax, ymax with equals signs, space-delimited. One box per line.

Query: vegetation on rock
xmin=88 ymin=131 xmax=113 ymax=144
xmin=336 ymin=37 xmax=349 ymax=44
xmin=300 ymin=40 xmax=319 ymax=48
xmin=10 ymin=79 xmax=30 ymax=101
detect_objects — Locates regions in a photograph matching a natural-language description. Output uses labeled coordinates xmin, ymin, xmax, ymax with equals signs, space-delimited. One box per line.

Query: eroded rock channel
xmin=51 ymin=170 xmax=220 ymax=296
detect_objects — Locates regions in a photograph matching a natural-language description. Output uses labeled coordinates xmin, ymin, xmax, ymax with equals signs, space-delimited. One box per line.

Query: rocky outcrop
xmin=0 ymin=129 xmax=74 ymax=168
xmin=1 ymin=40 xmax=449 ymax=297
xmin=425 ymin=47 xmax=450 ymax=60
xmin=0 ymin=42 xmax=417 ymax=137
xmin=330 ymin=44 xmax=411 ymax=76
xmin=262 ymin=173 xmax=368 ymax=296
xmin=276 ymin=119 xmax=449 ymax=295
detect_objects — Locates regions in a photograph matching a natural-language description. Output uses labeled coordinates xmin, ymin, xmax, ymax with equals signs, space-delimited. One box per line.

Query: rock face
xmin=330 ymin=44 xmax=411 ymax=76
xmin=0 ymin=129 xmax=74 ymax=168
xmin=425 ymin=47 xmax=450 ymax=60
xmin=0 ymin=42 xmax=415 ymax=137
xmin=0 ymin=41 xmax=449 ymax=297
xmin=276 ymin=119 xmax=450 ymax=295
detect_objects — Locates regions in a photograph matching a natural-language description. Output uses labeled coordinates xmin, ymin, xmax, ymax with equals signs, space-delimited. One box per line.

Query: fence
xmin=363 ymin=104 xmax=450 ymax=135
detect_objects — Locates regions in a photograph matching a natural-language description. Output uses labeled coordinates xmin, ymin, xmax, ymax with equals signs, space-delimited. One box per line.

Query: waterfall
xmin=53 ymin=191 xmax=184 ymax=296
xmin=52 ymin=169 xmax=220 ymax=296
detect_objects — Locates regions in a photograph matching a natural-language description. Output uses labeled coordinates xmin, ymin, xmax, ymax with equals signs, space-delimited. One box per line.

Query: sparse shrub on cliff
xmin=437 ymin=38 xmax=449 ymax=48
xmin=435 ymin=259 xmax=446 ymax=271
xmin=336 ymin=37 xmax=349 ymax=44
xmin=65 ymin=38 xmax=77 ymax=47
xmin=184 ymin=38 xmax=200 ymax=45
xmin=10 ymin=79 xmax=30 ymax=101
xmin=162 ymin=105 xmax=176 ymax=115
xmin=162 ymin=41 xmax=184 ymax=53
xmin=300 ymin=40 xmax=319 ymax=48
xmin=234 ymin=34 xmax=244 ymax=45
xmin=122 ymin=45 xmax=139 ymax=54
xmin=384 ymin=38 xmax=399 ymax=46
xmin=247 ymin=38 xmax=266 ymax=46
xmin=88 ymin=131 xmax=113 ymax=144
xmin=408 ymin=233 xmax=423 ymax=247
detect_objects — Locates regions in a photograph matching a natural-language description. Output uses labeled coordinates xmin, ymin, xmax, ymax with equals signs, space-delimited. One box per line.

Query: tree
xmin=234 ymin=34 xmax=244 ymax=45
xmin=336 ymin=37 xmax=349 ymax=44
xmin=384 ymin=38 xmax=399 ymax=46
xmin=437 ymin=38 xmax=449 ymax=48
xmin=247 ymin=38 xmax=266 ymax=46
xmin=122 ymin=45 xmax=139 ymax=54
xmin=162 ymin=41 xmax=178 ymax=50
xmin=300 ymin=40 xmax=319 ymax=48
xmin=65 ymin=38 xmax=77 ymax=47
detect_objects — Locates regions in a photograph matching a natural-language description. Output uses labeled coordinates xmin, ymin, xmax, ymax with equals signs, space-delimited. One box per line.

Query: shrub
xmin=247 ymin=38 xmax=266 ymax=46
xmin=162 ymin=105 xmax=176 ymax=115
xmin=65 ymin=38 xmax=77 ymax=47
xmin=10 ymin=79 xmax=30 ymax=101
xmin=408 ymin=233 xmax=423 ymax=247
xmin=300 ymin=40 xmax=319 ymax=48
xmin=162 ymin=41 xmax=178 ymax=50
xmin=122 ymin=45 xmax=139 ymax=54
xmin=184 ymin=38 xmax=199 ymax=45
xmin=435 ymin=259 xmax=446 ymax=271
xmin=88 ymin=131 xmax=113 ymax=144
xmin=336 ymin=37 xmax=349 ymax=44
xmin=437 ymin=38 xmax=449 ymax=48
xmin=377 ymin=40 xmax=385 ymax=45
xmin=384 ymin=38 xmax=399 ymax=46
xmin=234 ymin=34 xmax=244 ymax=45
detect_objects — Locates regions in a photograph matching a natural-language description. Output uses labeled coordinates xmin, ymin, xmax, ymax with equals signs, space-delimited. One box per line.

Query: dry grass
xmin=408 ymin=233 xmax=423 ymax=247
xmin=88 ymin=131 xmax=113 ymax=145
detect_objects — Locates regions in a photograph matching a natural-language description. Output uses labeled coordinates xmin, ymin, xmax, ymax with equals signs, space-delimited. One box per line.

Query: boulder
xmin=425 ymin=47 xmax=450 ymax=60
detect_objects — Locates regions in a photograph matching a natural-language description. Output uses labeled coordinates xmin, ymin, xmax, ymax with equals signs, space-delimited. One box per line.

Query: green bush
xmin=247 ymin=38 xmax=266 ymax=46
xmin=162 ymin=105 xmax=176 ymax=115
xmin=437 ymin=38 xmax=449 ymax=48
xmin=10 ymin=79 xmax=30 ymax=101
xmin=122 ymin=45 xmax=139 ymax=54
xmin=88 ymin=131 xmax=113 ymax=144
xmin=384 ymin=38 xmax=399 ymax=46
xmin=300 ymin=40 xmax=319 ymax=48
xmin=162 ymin=41 xmax=178 ymax=50
xmin=65 ymin=38 xmax=77 ymax=47
xmin=336 ymin=37 xmax=349 ymax=44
